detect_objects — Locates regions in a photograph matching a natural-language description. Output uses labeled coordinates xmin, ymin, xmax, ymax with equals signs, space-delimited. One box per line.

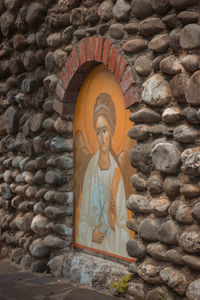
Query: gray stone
xmin=109 ymin=23 xmax=124 ymax=39
xmin=43 ymin=74 xmax=59 ymax=92
xmin=123 ymin=39 xmax=147 ymax=53
xmin=0 ymin=11 xmax=15 ymax=36
xmin=138 ymin=263 xmax=162 ymax=284
xmin=47 ymin=33 xmax=62 ymax=48
xmin=180 ymin=24 xmax=200 ymax=50
xmin=50 ymin=137 xmax=73 ymax=153
xmin=169 ymin=0 xmax=197 ymax=9
xmin=124 ymin=22 xmax=138 ymax=34
xmin=166 ymin=249 xmax=183 ymax=265
xmin=35 ymin=31 xmax=48 ymax=48
xmin=126 ymin=218 xmax=139 ymax=232
xmin=138 ymin=18 xmax=165 ymax=37
xmin=4 ymin=106 xmax=19 ymax=135
xmin=48 ymin=255 xmax=65 ymax=277
xmin=131 ymin=0 xmax=153 ymax=19
xmin=30 ymin=113 xmax=45 ymax=133
xmin=98 ymin=0 xmax=113 ymax=21
xmin=29 ymin=238 xmax=50 ymax=259
xmin=45 ymin=52 xmax=55 ymax=72
xmin=152 ymin=143 xmax=181 ymax=174
xmin=164 ymin=176 xmax=180 ymax=198
xmin=146 ymin=286 xmax=175 ymax=300
xmin=177 ymin=11 xmax=199 ymax=25
xmin=181 ymin=54 xmax=199 ymax=73
xmin=44 ymin=191 xmax=56 ymax=202
xmin=148 ymin=33 xmax=169 ymax=52
xmin=42 ymin=118 xmax=55 ymax=130
xmin=169 ymin=29 xmax=181 ymax=50
xmin=160 ymin=55 xmax=182 ymax=75
xmin=160 ymin=267 xmax=188 ymax=295
xmin=187 ymin=279 xmax=200 ymax=300
xmin=21 ymin=79 xmax=38 ymax=93
xmin=169 ymin=73 xmax=188 ymax=103
xmin=44 ymin=206 xmax=69 ymax=219
xmin=54 ymin=118 xmax=73 ymax=134
xmin=70 ymin=8 xmax=85 ymax=26
xmin=147 ymin=175 xmax=163 ymax=195
xmin=25 ymin=3 xmax=46 ymax=27
xmin=128 ymin=124 xmax=149 ymax=141
xmin=74 ymin=29 xmax=86 ymax=40
xmin=185 ymin=71 xmax=200 ymax=106
xmin=23 ymin=51 xmax=38 ymax=71
xmin=185 ymin=107 xmax=199 ymax=125
xmin=113 ymin=0 xmax=131 ymax=21
xmin=158 ymin=220 xmax=179 ymax=245
xmin=191 ymin=203 xmax=200 ymax=223
xmin=55 ymin=156 xmax=73 ymax=170
xmin=33 ymin=202 xmax=45 ymax=214
xmin=126 ymin=239 xmax=147 ymax=258
xmin=43 ymin=235 xmax=67 ymax=249
xmin=62 ymin=26 xmax=74 ymax=44
xmin=128 ymin=262 xmax=138 ymax=275
xmin=182 ymin=255 xmax=200 ymax=271
xmin=180 ymin=231 xmax=200 ymax=253
xmin=54 ymin=224 xmax=72 ymax=236
xmin=54 ymin=49 xmax=67 ymax=69
xmin=134 ymin=55 xmax=152 ymax=76
xmin=30 ymin=260 xmax=48 ymax=273
xmin=176 ymin=203 xmax=193 ymax=224
xmin=151 ymin=0 xmax=171 ymax=14
xmin=130 ymin=143 xmax=152 ymax=174
xmin=31 ymin=215 xmax=48 ymax=236
xmin=173 ymin=125 xmax=198 ymax=143
xmin=162 ymin=107 xmax=181 ymax=124
xmin=127 ymin=194 xmax=151 ymax=214
xmin=162 ymin=14 xmax=182 ymax=29
xmin=1 ymin=183 xmax=13 ymax=200
xmin=45 ymin=171 xmax=61 ymax=185
xmin=150 ymin=198 xmax=170 ymax=216
xmin=138 ymin=218 xmax=158 ymax=242
xmin=130 ymin=108 xmax=161 ymax=123
xmin=131 ymin=174 xmax=147 ymax=191
xmin=142 ymin=74 xmax=172 ymax=107
xmin=21 ymin=212 xmax=34 ymax=233
xmin=147 ymin=242 xmax=168 ymax=261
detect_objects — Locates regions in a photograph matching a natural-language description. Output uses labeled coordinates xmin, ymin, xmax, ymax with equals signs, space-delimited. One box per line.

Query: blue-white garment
xmin=77 ymin=150 xmax=130 ymax=259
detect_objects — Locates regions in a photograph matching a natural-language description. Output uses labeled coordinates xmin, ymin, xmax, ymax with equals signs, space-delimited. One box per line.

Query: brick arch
xmin=53 ymin=36 xmax=139 ymax=116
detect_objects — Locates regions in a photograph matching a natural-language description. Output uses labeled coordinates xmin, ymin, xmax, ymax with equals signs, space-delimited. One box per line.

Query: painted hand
xmin=92 ymin=223 xmax=107 ymax=244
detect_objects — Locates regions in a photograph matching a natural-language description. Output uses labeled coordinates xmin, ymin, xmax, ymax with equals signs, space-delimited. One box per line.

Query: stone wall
xmin=0 ymin=0 xmax=200 ymax=298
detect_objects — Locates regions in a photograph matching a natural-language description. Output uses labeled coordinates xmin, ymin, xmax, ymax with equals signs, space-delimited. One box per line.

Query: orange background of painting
xmin=73 ymin=64 xmax=135 ymax=261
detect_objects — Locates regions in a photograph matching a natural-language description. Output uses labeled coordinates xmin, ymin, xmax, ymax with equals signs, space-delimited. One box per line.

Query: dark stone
xmin=185 ymin=71 xmax=200 ymax=106
xmin=21 ymin=79 xmax=38 ymax=94
xmin=177 ymin=11 xmax=199 ymax=25
xmin=70 ymin=8 xmax=85 ymax=26
xmin=169 ymin=29 xmax=181 ymax=50
xmin=36 ymin=31 xmax=48 ymax=48
xmin=160 ymin=267 xmax=188 ymax=295
xmin=25 ymin=3 xmax=46 ymax=27
xmin=30 ymin=114 xmax=45 ymax=133
xmin=163 ymin=176 xmax=180 ymax=198
xmin=138 ymin=18 xmax=165 ymax=37
xmin=0 ymin=11 xmax=15 ymax=36
xmin=151 ymin=143 xmax=181 ymax=174
xmin=181 ymin=54 xmax=199 ymax=73
xmin=10 ymin=56 xmax=25 ymax=75
xmin=138 ymin=218 xmax=158 ymax=242
xmin=162 ymin=14 xmax=182 ymax=29
xmin=128 ymin=124 xmax=150 ymax=141
xmin=85 ymin=7 xmax=99 ymax=24
xmin=62 ymin=26 xmax=74 ymax=44
xmin=98 ymin=1 xmax=113 ymax=21
xmin=98 ymin=23 xmax=110 ymax=35
xmin=134 ymin=55 xmax=152 ymax=76
xmin=1 ymin=183 xmax=13 ymax=199
xmin=130 ymin=144 xmax=152 ymax=174
xmin=35 ymin=67 xmax=48 ymax=85
xmin=166 ymin=249 xmax=183 ymax=265
xmin=169 ymin=0 xmax=197 ymax=10
xmin=123 ymin=39 xmax=148 ymax=53
xmin=173 ymin=125 xmax=198 ymax=143
xmin=13 ymin=34 xmax=27 ymax=51
xmin=151 ymin=0 xmax=171 ymax=15
xmin=130 ymin=108 xmax=161 ymax=123
xmin=127 ymin=194 xmax=151 ymax=214
xmin=55 ymin=156 xmax=73 ymax=171
xmin=126 ymin=239 xmax=147 ymax=258
xmin=191 ymin=203 xmax=200 ymax=223
xmin=50 ymin=137 xmax=73 ymax=153
xmin=169 ymin=73 xmax=188 ymax=103
xmin=4 ymin=106 xmax=19 ymax=135
xmin=147 ymin=175 xmax=163 ymax=195
xmin=131 ymin=174 xmax=147 ymax=191
xmin=158 ymin=220 xmax=179 ymax=245
xmin=131 ymin=0 xmax=153 ymax=19
xmin=109 ymin=23 xmax=124 ymax=39
xmin=23 ymin=51 xmax=38 ymax=72
xmin=180 ymin=24 xmax=200 ymax=50
xmin=124 ymin=22 xmax=138 ymax=34
xmin=148 ymin=33 xmax=169 ymax=52
xmin=45 ymin=171 xmax=61 ymax=185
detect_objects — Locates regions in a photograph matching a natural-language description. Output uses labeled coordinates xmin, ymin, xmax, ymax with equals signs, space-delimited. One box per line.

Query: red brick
xmin=108 ymin=46 xmax=119 ymax=73
xmin=101 ymin=39 xmax=112 ymax=65
xmin=55 ymin=83 xmax=66 ymax=101
xmin=120 ymin=69 xmax=135 ymax=94
xmin=95 ymin=37 xmax=104 ymax=62
xmin=124 ymin=86 xmax=139 ymax=108
xmin=65 ymin=58 xmax=74 ymax=79
xmin=53 ymin=98 xmax=74 ymax=115
xmin=71 ymin=47 xmax=80 ymax=71
xmin=86 ymin=36 xmax=96 ymax=61
xmin=60 ymin=68 xmax=69 ymax=90
xmin=115 ymin=56 xmax=127 ymax=83
xmin=78 ymin=39 xmax=86 ymax=65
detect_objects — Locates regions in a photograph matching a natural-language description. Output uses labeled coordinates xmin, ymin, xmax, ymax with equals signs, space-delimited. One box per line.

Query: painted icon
xmin=74 ymin=65 xmax=135 ymax=261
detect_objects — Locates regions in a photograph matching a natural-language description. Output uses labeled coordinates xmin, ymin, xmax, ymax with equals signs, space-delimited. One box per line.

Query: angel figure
xmin=74 ymin=92 xmax=134 ymax=259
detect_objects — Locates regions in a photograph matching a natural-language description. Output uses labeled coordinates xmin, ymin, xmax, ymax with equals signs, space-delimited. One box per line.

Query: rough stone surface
xmin=160 ymin=267 xmax=188 ymax=295
xmin=158 ymin=220 xmax=179 ymax=245
xmin=187 ymin=279 xmax=200 ymax=300
xmin=113 ymin=0 xmax=131 ymax=21
xmin=185 ymin=71 xmax=200 ymax=106
xmin=180 ymin=24 xmax=200 ymax=50
xmin=148 ymin=34 xmax=169 ymax=52
xmin=142 ymin=74 xmax=172 ymax=107
xmin=131 ymin=0 xmax=153 ymax=19
xmin=152 ymin=143 xmax=181 ymax=174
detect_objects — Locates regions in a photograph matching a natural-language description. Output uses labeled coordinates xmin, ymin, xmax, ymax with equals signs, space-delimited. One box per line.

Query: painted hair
xmin=93 ymin=93 xmax=116 ymax=137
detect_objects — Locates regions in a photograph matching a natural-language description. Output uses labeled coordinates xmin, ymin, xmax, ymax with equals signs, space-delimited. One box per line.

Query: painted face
xmin=96 ymin=115 xmax=111 ymax=153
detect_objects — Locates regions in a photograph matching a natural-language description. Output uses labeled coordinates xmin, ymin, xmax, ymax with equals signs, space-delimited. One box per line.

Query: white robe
xmin=77 ymin=150 xmax=130 ymax=259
